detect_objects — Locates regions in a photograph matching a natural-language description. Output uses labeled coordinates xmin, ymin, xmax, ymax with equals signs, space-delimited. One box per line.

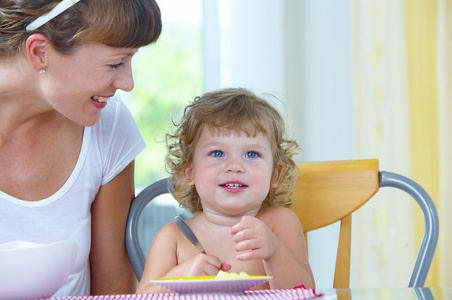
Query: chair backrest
xmin=126 ymin=178 xmax=172 ymax=281
xmin=291 ymin=159 xmax=439 ymax=288
xmin=125 ymin=159 xmax=439 ymax=287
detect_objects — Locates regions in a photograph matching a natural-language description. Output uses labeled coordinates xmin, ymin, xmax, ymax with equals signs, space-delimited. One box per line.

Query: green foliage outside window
xmin=128 ymin=28 xmax=203 ymax=188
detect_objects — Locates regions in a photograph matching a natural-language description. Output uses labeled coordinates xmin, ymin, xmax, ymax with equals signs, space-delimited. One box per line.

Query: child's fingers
xmin=189 ymin=254 xmax=225 ymax=276
xmin=204 ymin=255 xmax=232 ymax=274
xmin=236 ymin=249 xmax=264 ymax=261
xmin=229 ymin=222 xmax=245 ymax=235
xmin=220 ymin=262 xmax=232 ymax=271
xmin=230 ymin=216 xmax=257 ymax=235
xmin=232 ymin=228 xmax=256 ymax=243
xmin=204 ymin=254 xmax=224 ymax=269
xmin=233 ymin=238 xmax=257 ymax=252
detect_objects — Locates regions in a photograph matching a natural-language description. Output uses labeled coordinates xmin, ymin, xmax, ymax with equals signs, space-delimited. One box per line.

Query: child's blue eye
xmin=109 ymin=62 xmax=124 ymax=69
xmin=210 ymin=150 xmax=224 ymax=157
xmin=246 ymin=151 xmax=259 ymax=158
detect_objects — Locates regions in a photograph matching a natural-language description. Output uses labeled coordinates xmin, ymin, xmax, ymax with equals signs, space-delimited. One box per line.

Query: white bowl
xmin=0 ymin=240 xmax=77 ymax=300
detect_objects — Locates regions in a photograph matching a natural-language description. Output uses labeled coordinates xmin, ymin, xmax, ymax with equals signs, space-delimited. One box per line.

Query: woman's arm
xmin=90 ymin=162 xmax=137 ymax=295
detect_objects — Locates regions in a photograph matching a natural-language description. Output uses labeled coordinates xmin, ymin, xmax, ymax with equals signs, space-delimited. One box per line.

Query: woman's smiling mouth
xmin=92 ymin=95 xmax=110 ymax=103
xmin=91 ymin=95 xmax=111 ymax=109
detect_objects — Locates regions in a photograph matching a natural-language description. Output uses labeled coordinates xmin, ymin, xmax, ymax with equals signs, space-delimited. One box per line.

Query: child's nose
xmin=224 ymin=157 xmax=245 ymax=173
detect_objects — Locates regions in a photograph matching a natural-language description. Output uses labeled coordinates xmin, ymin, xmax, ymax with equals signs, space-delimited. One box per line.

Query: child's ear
xmin=183 ymin=165 xmax=195 ymax=186
xmin=25 ymin=34 xmax=51 ymax=73
xmin=271 ymin=163 xmax=283 ymax=188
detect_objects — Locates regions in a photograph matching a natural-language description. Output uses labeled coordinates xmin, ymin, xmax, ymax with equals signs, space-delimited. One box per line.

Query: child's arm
xmin=230 ymin=207 xmax=315 ymax=289
xmin=136 ymin=222 xmax=230 ymax=294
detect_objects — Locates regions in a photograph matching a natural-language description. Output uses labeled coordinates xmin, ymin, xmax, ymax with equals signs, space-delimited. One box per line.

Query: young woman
xmin=0 ymin=0 xmax=161 ymax=296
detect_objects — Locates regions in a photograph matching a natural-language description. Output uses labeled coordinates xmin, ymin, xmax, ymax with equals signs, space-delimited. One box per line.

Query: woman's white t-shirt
xmin=0 ymin=96 xmax=146 ymax=296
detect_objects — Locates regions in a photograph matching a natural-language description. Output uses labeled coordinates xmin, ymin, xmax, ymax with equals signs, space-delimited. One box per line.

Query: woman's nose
xmin=113 ymin=65 xmax=134 ymax=92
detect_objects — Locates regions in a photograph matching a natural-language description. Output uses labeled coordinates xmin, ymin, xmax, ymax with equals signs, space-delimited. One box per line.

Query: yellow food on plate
xmin=215 ymin=270 xmax=249 ymax=279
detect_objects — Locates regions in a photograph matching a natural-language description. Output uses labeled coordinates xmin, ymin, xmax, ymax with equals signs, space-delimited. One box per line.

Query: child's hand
xmin=230 ymin=215 xmax=280 ymax=261
xmin=172 ymin=253 xmax=231 ymax=277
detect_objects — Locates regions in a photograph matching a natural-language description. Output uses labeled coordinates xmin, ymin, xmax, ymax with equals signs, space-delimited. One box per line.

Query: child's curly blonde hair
xmin=165 ymin=87 xmax=301 ymax=214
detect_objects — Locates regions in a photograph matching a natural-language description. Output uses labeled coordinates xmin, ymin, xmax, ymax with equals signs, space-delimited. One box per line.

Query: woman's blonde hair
xmin=0 ymin=0 xmax=161 ymax=58
xmin=166 ymin=87 xmax=301 ymax=214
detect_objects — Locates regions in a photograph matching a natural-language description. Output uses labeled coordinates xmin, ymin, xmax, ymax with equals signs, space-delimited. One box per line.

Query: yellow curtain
xmin=405 ymin=0 xmax=439 ymax=287
xmin=352 ymin=0 xmax=450 ymax=287
xmin=436 ymin=0 xmax=452 ymax=287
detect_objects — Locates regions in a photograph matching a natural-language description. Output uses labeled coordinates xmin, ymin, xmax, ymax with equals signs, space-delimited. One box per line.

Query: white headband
xmin=26 ymin=0 xmax=81 ymax=31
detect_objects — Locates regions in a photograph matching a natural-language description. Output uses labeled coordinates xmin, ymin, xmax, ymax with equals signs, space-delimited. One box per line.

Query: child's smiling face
xmin=185 ymin=126 xmax=282 ymax=216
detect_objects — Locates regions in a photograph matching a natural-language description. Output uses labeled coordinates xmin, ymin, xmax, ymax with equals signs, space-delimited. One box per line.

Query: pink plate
xmin=150 ymin=276 xmax=272 ymax=295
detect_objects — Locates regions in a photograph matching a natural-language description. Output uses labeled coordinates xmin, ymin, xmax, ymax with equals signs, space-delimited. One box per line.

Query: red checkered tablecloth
xmin=51 ymin=289 xmax=322 ymax=300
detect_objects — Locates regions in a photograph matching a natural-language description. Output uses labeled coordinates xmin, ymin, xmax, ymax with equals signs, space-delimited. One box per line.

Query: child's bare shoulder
xmin=258 ymin=206 xmax=299 ymax=223
xmin=259 ymin=205 xmax=295 ymax=215
xmin=154 ymin=221 xmax=181 ymax=240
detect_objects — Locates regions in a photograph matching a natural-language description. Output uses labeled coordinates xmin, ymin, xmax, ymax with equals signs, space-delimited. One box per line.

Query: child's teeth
xmin=226 ymin=184 xmax=242 ymax=188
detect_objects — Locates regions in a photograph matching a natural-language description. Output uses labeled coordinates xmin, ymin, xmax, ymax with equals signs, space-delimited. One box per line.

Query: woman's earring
xmin=188 ymin=179 xmax=192 ymax=183
xmin=39 ymin=69 xmax=45 ymax=74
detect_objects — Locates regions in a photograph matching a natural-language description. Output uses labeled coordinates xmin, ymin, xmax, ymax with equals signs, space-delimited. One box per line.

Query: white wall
xmin=297 ymin=0 xmax=355 ymax=288
xmin=203 ymin=0 xmax=354 ymax=288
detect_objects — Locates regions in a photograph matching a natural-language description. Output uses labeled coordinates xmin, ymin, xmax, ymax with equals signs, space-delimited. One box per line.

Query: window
xmin=127 ymin=0 xmax=203 ymax=189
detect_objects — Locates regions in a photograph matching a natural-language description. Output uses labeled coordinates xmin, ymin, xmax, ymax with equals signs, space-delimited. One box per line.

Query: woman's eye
xmin=109 ymin=62 xmax=124 ymax=69
xmin=210 ymin=150 xmax=224 ymax=157
xmin=246 ymin=151 xmax=259 ymax=158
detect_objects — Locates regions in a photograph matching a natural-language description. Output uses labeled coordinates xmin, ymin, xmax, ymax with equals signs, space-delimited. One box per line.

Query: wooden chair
xmin=292 ymin=159 xmax=439 ymax=288
xmin=125 ymin=159 xmax=439 ymax=287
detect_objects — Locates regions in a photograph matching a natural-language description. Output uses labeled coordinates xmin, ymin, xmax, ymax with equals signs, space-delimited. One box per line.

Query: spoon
xmin=175 ymin=216 xmax=206 ymax=254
